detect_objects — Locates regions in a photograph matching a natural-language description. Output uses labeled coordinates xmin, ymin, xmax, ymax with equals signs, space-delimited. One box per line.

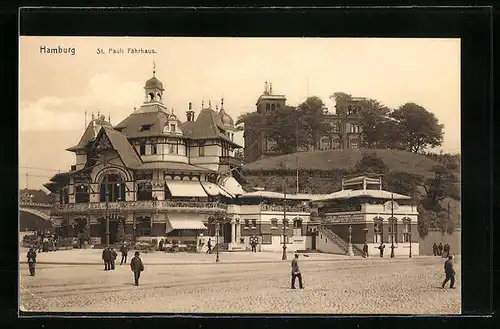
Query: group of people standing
xmin=433 ymin=242 xmax=451 ymax=257
xmin=100 ymin=243 xmax=144 ymax=285
xmin=36 ymin=230 xmax=58 ymax=253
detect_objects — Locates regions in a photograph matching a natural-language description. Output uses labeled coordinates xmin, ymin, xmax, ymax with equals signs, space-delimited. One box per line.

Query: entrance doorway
xmin=99 ymin=219 xmax=119 ymax=245
xmin=222 ymin=222 xmax=232 ymax=243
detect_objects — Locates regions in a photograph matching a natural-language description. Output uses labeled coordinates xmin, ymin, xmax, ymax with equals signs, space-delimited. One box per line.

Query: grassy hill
xmin=243 ymin=148 xmax=440 ymax=179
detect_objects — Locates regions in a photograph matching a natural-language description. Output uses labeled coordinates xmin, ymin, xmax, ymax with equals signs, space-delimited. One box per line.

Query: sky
xmin=19 ymin=37 xmax=460 ymax=191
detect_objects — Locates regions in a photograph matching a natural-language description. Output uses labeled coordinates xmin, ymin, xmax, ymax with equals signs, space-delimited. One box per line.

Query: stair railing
xmin=317 ymin=224 xmax=364 ymax=256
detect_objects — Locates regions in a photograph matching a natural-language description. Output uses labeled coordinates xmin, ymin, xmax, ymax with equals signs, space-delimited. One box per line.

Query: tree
xmin=297 ymin=96 xmax=327 ymax=151
xmin=420 ymin=164 xmax=457 ymax=211
xmin=234 ymin=149 xmax=245 ymax=162
xmin=116 ymin=219 xmax=126 ymax=243
xmin=385 ymin=171 xmax=423 ymax=199
xmin=390 ymin=103 xmax=444 ymax=153
xmin=266 ymin=106 xmax=309 ymax=154
xmin=353 ymin=152 xmax=389 ymax=175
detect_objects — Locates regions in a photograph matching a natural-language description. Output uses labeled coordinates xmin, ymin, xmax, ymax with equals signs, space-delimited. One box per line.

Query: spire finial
xmin=153 ymin=60 xmax=156 ymax=77
xmin=264 ymin=81 xmax=269 ymax=94
xmin=216 ymin=104 xmax=219 ymax=111
xmin=202 ymin=100 xmax=204 ymax=109
xmin=92 ymin=112 xmax=95 ymax=120
xmin=108 ymin=112 xmax=111 ymax=123
xmin=269 ymin=82 xmax=273 ymax=95
xmin=171 ymin=108 xmax=174 ymax=115
xmin=221 ymin=95 xmax=224 ymax=110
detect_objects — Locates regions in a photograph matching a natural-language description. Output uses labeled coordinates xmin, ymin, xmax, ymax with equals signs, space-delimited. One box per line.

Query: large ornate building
xmin=43 ymin=70 xmax=315 ymax=252
xmin=243 ymin=82 xmax=365 ymax=163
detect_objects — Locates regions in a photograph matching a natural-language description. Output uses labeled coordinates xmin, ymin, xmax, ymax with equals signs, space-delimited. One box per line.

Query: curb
xmin=19 ymin=257 xmax=429 ymax=266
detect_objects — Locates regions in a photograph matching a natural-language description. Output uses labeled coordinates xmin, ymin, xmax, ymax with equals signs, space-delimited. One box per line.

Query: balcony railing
xmin=260 ymin=204 xmax=310 ymax=213
xmin=54 ymin=200 xmax=228 ymax=214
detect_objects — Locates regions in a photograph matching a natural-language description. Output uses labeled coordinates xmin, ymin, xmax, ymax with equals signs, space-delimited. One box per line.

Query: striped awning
xmin=166 ymin=216 xmax=208 ymax=233
xmin=165 ymin=180 xmax=208 ymax=198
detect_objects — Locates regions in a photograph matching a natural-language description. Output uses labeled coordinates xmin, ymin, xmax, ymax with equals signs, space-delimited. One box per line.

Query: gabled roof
xmin=66 ymin=118 xmax=112 ymax=152
xmin=114 ymin=105 xmax=171 ymax=138
xmin=180 ymin=108 xmax=241 ymax=147
xmin=135 ymin=161 xmax=215 ymax=172
xmin=86 ymin=127 xmax=143 ymax=169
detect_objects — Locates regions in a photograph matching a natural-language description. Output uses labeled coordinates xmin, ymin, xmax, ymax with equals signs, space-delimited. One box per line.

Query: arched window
xmin=271 ymin=104 xmax=275 ymax=111
xmin=293 ymin=219 xmax=303 ymax=237
xmin=373 ymin=217 xmax=383 ymax=243
xmin=75 ymin=184 xmax=90 ymax=203
xmin=271 ymin=219 xmax=278 ymax=228
xmin=266 ymin=104 xmax=270 ymax=112
xmin=136 ymin=216 xmax=151 ymax=237
xmin=137 ymin=182 xmax=153 ymax=201
xmin=100 ymin=173 xmax=126 ymax=202
xmin=149 ymin=93 xmax=154 ymax=101
xmin=388 ymin=217 xmax=398 ymax=243
xmin=402 ymin=218 xmax=411 ymax=243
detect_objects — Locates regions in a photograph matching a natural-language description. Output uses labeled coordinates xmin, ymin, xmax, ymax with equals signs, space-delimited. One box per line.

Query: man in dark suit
xmin=26 ymin=248 xmax=37 ymax=276
xmin=102 ymin=246 xmax=111 ymax=271
xmin=442 ymin=255 xmax=456 ymax=289
xmin=120 ymin=243 xmax=129 ymax=265
xmin=291 ymin=254 xmax=303 ymax=289
xmin=362 ymin=243 xmax=369 ymax=258
xmin=130 ymin=251 xmax=145 ymax=286
xmin=378 ymin=243 xmax=385 ymax=258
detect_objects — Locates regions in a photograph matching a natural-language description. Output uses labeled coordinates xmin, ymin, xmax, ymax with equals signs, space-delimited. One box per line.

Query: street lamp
xmin=409 ymin=221 xmax=412 ymax=258
xmin=390 ymin=193 xmax=395 ymax=258
xmin=348 ymin=224 xmax=354 ymax=256
xmin=282 ymin=184 xmax=287 ymax=261
xmin=215 ymin=219 xmax=220 ymax=263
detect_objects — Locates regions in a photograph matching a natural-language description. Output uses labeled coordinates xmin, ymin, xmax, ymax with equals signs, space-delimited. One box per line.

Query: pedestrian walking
xmin=443 ymin=243 xmax=450 ymax=258
xmin=438 ymin=243 xmax=443 ymax=256
xmin=110 ymin=247 xmax=117 ymax=270
xmin=130 ymin=251 xmax=144 ymax=286
xmin=206 ymin=238 xmax=212 ymax=254
xmin=102 ymin=246 xmax=111 ymax=271
xmin=378 ymin=243 xmax=385 ymax=258
xmin=158 ymin=239 xmax=164 ymax=252
xmin=290 ymin=254 xmax=303 ymax=289
xmin=441 ymin=255 xmax=456 ymax=289
xmin=251 ymin=236 xmax=257 ymax=253
xmin=432 ymin=242 xmax=438 ymax=256
xmin=26 ymin=248 xmax=37 ymax=276
xmin=120 ymin=243 xmax=129 ymax=265
xmin=362 ymin=243 xmax=369 ymax=258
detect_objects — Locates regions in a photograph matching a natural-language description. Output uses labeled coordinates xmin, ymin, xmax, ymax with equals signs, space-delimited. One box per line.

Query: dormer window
xmin=141 ymin=124 xmax=152 ymax=132
xmin=139 ymin=142 xmax=146 ymax=155
xmin=170 ymin=124 xmax=176 ymax=132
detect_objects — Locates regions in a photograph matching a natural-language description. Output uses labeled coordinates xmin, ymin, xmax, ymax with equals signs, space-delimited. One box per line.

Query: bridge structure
xmin=19 ymin=201 xmax=61 ymax=223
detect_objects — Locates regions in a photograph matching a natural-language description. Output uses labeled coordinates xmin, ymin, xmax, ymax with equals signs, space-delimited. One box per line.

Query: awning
xmin=200 ymin=181 xmax=233 ymax=198
xmin=165 ymin=180 xmax=208 ymax=198
xmin=166 ymin=216 xmax=208 ymax=233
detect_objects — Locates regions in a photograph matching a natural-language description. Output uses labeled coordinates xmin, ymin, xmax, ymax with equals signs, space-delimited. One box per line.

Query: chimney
xmin=186 ymin=102 xmax=194 ymax=121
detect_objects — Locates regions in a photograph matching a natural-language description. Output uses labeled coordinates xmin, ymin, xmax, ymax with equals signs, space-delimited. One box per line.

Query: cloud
xmin=20 ymin=74 xmax=144 ymax=132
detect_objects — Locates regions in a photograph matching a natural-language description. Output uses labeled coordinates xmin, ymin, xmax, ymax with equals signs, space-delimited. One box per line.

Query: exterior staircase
xmin=317 ymin=224 xmax=363 ymax=256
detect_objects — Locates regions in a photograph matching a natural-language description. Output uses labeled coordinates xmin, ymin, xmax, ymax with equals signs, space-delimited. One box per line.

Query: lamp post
xmin=105 ymin=176 xmax=110 ymax=247
xmin=348 ymin=225 xmax=354 ymax=256
xmin=390 ymin=193 xmax=395 ymax=258
xmin=282 ymin=184 xmax=287 ymax=261
xmin=215 ymin=219 xmax=220 ymax=263
xmin=409 ymin=221 xmax=412 ymax=258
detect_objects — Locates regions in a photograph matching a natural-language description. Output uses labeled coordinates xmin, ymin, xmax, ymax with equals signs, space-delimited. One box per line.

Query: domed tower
xmin=144 ymin=61 xmax=164 ymax=103
xmin=217 ymin=96 xmax=235 ymax=141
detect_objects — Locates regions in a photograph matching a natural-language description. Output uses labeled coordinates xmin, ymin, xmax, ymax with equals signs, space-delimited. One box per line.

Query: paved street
xmin=19 ymin=251 xmax=460 ymax=314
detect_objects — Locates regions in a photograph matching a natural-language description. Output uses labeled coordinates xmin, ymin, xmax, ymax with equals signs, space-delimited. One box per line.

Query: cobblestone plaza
xmin=20 ymin=250 xmax=460 ymax=314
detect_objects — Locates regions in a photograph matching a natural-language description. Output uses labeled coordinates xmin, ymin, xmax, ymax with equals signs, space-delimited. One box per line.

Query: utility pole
xmin=390 ymin=193 xmax=395 ymax=258
xmin=282 ymin=183 xmax=287 ymax=261
xmin=296 ymin=115 xmax=299 ymax=194
xmin=105 ymin=174 xmax=110 ymax=246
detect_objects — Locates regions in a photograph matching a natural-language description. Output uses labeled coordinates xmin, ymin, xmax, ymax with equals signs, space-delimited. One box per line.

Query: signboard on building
xmin=324 ymin=214 xmax=364 ymax=224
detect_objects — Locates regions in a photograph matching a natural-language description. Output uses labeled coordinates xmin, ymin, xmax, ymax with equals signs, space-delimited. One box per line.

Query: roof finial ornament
xmin=91 ymin=111 xmax=95 ymax=120
xmin=108 ymin=113 xmax=111 ymax=123
xmin=216 ymin=104 xmax=219 ymax=111
xmin=171 ymin=108 xmax=174 ymax=115
xmin=264 ymin=81 xmax=269 ymax=94
xmin=269 ymin=82 xmax=273 ymax=95
xmin=153 ymin=60 xmax=156 ymax=77
xmin=209 ymin=100 xmax=212 ymax=109
xmin=97 ymin=110 xmax=100 ymax=118
xmin=221 ymin=95 xmax=224 ymax=110
xmin=202 ymin=100 xmax=204 ymax=109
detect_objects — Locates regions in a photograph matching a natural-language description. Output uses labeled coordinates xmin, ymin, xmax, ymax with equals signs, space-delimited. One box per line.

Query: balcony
xmin=54 ymin=200 xmax=228 ymax=214
xmin=219 ymin=156 xmax=243 ymax=167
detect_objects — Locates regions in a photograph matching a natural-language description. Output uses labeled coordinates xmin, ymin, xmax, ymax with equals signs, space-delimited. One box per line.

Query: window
xmin=261 ymin=234 xmax=272 ymax=244
xmin=266 ymin=104 xmax=270 ymax=112
xmin=332 ymin=140 xmax=340 ymax=149
xmin=333 ymin=124 xmax=339 ymax=133
xmin=75 ymin=184 xmax=90 ymax=203
xmin=277 ymin=104 xmax=281 ymax=108
xmin=140 ymin=125 xmax=151 ymax=132
xmin=136 ymin=217 xmax=151 ymax=237
xmin=293 ymin=219 xmax=302 ymax=236
xmin=280 ymin=235 xmax=290 ymax=244
xmin=139 ymin=142 xmax=146 ymax=155
xmin=283 ymin=219 xmax=289 ymax=228
xmin=244 ymin=219 xmax=249 ymax=228
xmin=168 ymin=143 xmax=178 ymax=154
xmin=151 ymin=143 xmax=157 ymax=155
xmin=271 ymin=219 xmax=278 ymax=228
xmin=251 ymin=219 xmax=257 ymax=228
xmin=402 ymin=220 xmax=411 ymax=243
xmin=374 ymin=220 xmax=382 ymax=244
xmin=136 ymin=182 xmax=153 ymax=201
xmin=170 ymin=124 xmax=176 ymax=132
xmin=388 ymin=218 xmax=398 ymax=243
xmin=99 ymin=174 xmax=126 ymax=202
xmin=199 ymin=141 xmax=205 ymax=156
xmin=347 ymin=105 xmax=352 ymax=115
xmin=350 ymin=140 xmax=358 ymax=149
xmin=271 ymin=104 xmax=275 ymax=111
